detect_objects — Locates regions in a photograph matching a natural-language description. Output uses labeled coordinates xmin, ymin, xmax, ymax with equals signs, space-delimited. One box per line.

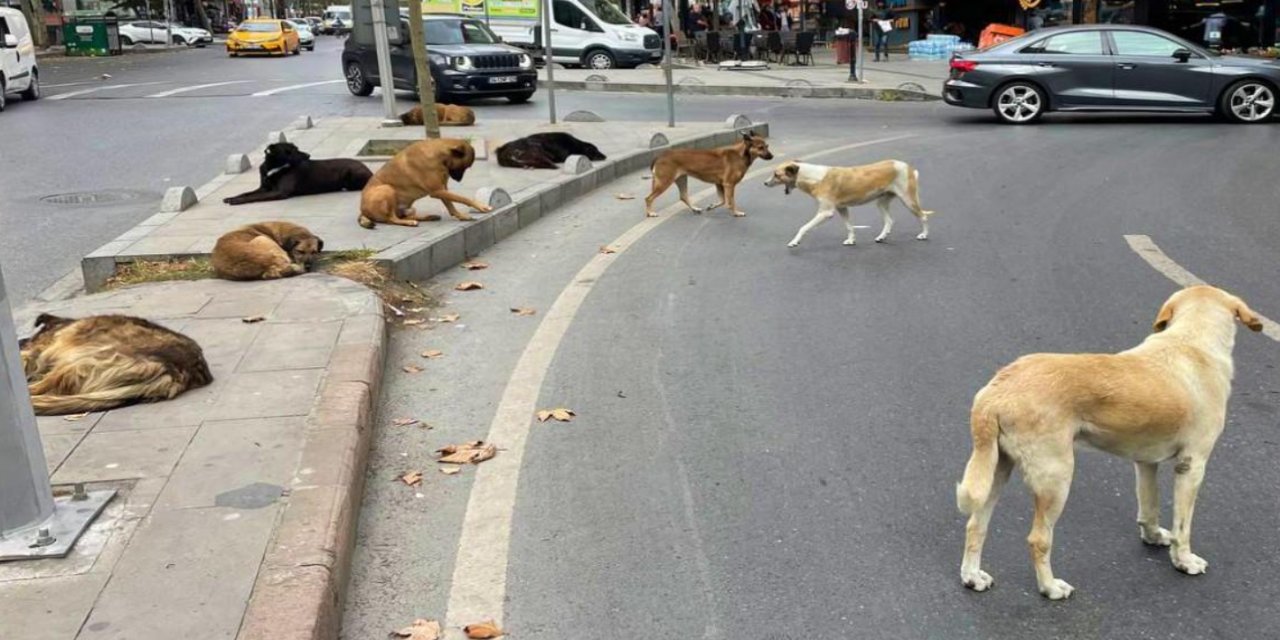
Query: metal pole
xmin=856 ymin=1 xmax=864 ymax=82
xmin=370 ymin=0 xmax=401 ymax=126
xmin=541 ymin=0 xmax=557 ymax=124
xmin=165 ymin=0 xmax=173 ymax=48
xmin=662 ymin=0 xmax=674 ymax=126
xmin=484 ymin=0 xmax=490 ymax=25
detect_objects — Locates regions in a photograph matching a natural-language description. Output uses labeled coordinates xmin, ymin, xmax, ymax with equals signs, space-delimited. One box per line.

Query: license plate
xmin=489 ymin=76 xmax=517 ymax=84
xmin=246 ymin=44 xmax=262 ymax=49
xmin=1208 ymin=30 xmax=1221 ymax=40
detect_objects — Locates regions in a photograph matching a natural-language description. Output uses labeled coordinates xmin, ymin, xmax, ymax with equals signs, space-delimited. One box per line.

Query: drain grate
xmin=41 ymin=190 xmax=156 ymax=207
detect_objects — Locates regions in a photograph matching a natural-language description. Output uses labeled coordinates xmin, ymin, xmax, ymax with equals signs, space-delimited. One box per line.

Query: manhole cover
xmin=41 ymin=190 xmax=156 ymax=206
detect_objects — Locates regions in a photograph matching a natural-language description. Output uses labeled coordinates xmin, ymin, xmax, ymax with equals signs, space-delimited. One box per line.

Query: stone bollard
xmin=292 ymin=115 xmax=314 ymax=130
xmin=564 ymin=110 xmax=605 ymax=122
xmin=266 ymin=130 xmax=287 ymax=145
xmin=475 ymin=187 xmax=512 ymax=210
xmin=724 ymin=114 xmax=752 ymax=130
xmin=584 ymin=74 xmax=608 ymax=91
xmin=561 ymin=155 xmax=593 ymax=175
xmin=226 ymin=154 xmax=252 ymax=174
xmin=648 ymin=132 xmax=670 ymax=149
xmin=160 ymin=186 xmax=198 ymax=213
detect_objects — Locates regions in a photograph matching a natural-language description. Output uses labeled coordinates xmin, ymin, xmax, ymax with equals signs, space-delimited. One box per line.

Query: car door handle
xmin=1036 ymin=62 xmax=1055 ymax=67
xmin=1118 ymin=63 xmax=1137 ymax=70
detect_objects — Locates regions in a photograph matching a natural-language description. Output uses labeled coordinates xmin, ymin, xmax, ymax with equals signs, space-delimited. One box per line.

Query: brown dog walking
xmin=644 ymin=132 xmax=773 ymax=218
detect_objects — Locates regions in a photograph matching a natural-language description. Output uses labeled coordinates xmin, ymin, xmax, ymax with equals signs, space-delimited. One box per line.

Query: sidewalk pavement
xmin=0 ymin=274 xmax=384 ymax=640
xmin=542 ymin=49 xmax=949 ymax=100
xmin=81 ymin=115 xmax=768 ymax=291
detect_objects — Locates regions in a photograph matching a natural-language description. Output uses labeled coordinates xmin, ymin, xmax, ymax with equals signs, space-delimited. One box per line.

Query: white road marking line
xmin=42 ymin=81 xmax=94 ymax=89
xmin=46 ymin=82 xmax=160 ymax=100
xmin=145 ymin=80 xmax=249 ymax=98
xmin=251 ymin=79 xmax=343 ymax=96
xmin=1125 ymin=234 xmax=1280 ymax=341
xmin=443 ymin=133 xmax=918 ymax=633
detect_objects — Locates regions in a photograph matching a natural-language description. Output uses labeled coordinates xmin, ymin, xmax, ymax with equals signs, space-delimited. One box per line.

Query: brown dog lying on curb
xmin=957 ymin=285 xmax=1263 ymax=600
xmin=400 ymin=104 xmax=476 ymax=126
xmin=359 ymin=138 xmax=491 ymax=229
xmin=644 ymin=132 xmax=773 ymax=218
xmin=212 ymin=221 xmax=324 ymax=280
xmin=21 ymin=313 xmax=213 ymax=415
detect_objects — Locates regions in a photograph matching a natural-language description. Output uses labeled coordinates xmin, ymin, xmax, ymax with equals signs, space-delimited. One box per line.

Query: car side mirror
xmin=1173 ymin=48 xmax=1192 ymax=62
xmin=2 ymin=34 xmax=17 ymax=48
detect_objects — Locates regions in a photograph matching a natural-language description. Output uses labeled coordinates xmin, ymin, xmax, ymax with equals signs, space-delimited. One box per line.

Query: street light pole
xmin=856 ymin=1 xmax=865 ymax=82
xmin=661 ymin=0 xmax=674 ymax=127
xmin=370 ymin=0 xmax=401 ymax=126
xmin=541 ymin=0 xmax=557 ymax=124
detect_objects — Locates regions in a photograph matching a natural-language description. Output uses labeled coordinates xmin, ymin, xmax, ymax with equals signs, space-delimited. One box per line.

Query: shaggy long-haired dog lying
xmin=20 ymin=314 xmax=213 ymax=415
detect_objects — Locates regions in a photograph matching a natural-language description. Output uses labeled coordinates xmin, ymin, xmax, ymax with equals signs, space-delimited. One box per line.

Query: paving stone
xmin=195 ymin=291 xmax=286 ymax=319
xmin=206 ymin=369 xmax=324 ymax=421
xmin=52 ymin=427 xmax=196 ymax=483
xmin=155 ymin=417 xmax=305 ymax=510
xmin=0 ymin=573 xmax=109 ymax=640
xmin=36 ymin=411 xmax=104 ymax=437
xmin=239 ymin=320 xmax=341 ymax=372
xmin=93 ymin=383 xmax=216 ymax=432
xmin=179 ymin=317 xmax=262 ymax=372
xmin=41 ymin=433 xmax=85 ymax=475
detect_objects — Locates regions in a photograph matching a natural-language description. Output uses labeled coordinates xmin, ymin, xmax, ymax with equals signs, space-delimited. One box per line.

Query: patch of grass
xmin=106 ymin=258 xmax=214 ymax=289
xmin=320 ymin=256 xmax=437 ymax=323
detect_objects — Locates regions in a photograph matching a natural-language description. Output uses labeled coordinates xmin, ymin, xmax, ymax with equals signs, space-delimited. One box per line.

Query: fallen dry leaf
xmin=402 ymin=318 xmax=426 ymax=326
xmin=510 ymin=307 xmax=536 ymax=316
xmin=63 ymin=412 xmax=90 ymax=422
xmin=455 ymin=281 xmax=484 ymax=291
xmin=439 ymin=466 xmax=461 ymax=476
xmin=392 ymin=417 xmax=420 ymax=428
xmin=614 ymin=193 xmax=636 ymax=200
xmin=436 ymin=313 xmax=461 ymax=323
xmin=461 ymin=261 xmax=489 ymax=271
xmin=536 ymin=407 xmax=576 ymax=423
xmin=421 ymin=349 xmax=445 ymax=359
xmin=599 ymin=246 xmax=617 ymax=255
xmin=464 ymin=621 xmax=505 ymax=639
xmin=241 ymin=315 xmax=266 ymax=323
xmin=392 ymin=618 xmax=442 ymax=640
xmin=399 ymin=470 xmax=423 ymax=487
xmin=402 ymin=364 xmax=425 ymax=374
xmin=437 ymin=441 xmax=498 ymax=465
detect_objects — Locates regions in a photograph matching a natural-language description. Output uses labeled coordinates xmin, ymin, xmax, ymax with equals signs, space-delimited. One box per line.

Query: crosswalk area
xmin=44 ymin=78 xmax=348 ymax=101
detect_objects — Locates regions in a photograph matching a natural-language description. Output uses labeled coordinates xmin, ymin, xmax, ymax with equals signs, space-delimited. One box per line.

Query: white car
xmin=287 ymin=19 xmax=316 ymax=51
xmin=118 ymin=21 xmax=213 ymax=47
xmin=0 ymin=6 xmax=40 ymax=112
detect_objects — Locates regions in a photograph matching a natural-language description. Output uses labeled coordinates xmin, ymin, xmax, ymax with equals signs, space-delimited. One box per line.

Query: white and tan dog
xmin=764 ymin=159 xmax=934 ymax=248
xmin=957 ymin=285 xmax=1264 ymax=600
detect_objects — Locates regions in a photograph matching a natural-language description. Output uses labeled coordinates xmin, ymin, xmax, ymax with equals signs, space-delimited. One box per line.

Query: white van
xmin=321 ymin=5 xmax=352 ymax=34
xmin=0 ymin=6 xmax=39 ymax=112
xmin=464 ymin=0 xmax=661 ymax=69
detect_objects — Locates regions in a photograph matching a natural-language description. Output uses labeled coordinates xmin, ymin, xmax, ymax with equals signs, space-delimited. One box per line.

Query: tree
xmin=1082 ymin=0 xmax=1098 ymax=24
xmin=20 ymin=0 xmax=47 ymax=47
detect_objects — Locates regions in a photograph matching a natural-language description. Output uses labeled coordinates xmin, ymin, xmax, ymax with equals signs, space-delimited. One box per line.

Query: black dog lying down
xmin=224 ymin=142 xmax=373 ymax=205
xmin=495 ymin=133 xmax=607 ymax=170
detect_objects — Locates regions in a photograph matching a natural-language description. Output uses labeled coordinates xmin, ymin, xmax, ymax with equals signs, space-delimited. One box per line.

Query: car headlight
xmin=519 ymin=53 xmax=533 ymax=69
xmin=621 ymin=32 xmax=639 ymax=42
xmin=452 ymin=56 xmax=474 ymax=70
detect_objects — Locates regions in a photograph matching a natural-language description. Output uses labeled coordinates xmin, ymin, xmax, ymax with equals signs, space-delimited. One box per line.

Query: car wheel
xmin=583 ymin=48 xmax=615 ymax=70
xmin=0 ymin=82 xmax=7 ymax=112
xmin=307 ymin=45 xmax=315 ymax=51
xmin=507 ymin=91 xmax=533 ymax=104
xmin=172 ymin=35 xmax=186 ymax=45
xmin=20 ymin=70 xmax=38 ymax=101
xmin=121 ymin=35 xmax=134 ymax=45
xmin=345 ymin=61 xmax=375 ymax=96
xmin=992 ymin=81 xmax=1045 ymax=124
xmin=1220 ymin=79 xmax=1275 ymax=124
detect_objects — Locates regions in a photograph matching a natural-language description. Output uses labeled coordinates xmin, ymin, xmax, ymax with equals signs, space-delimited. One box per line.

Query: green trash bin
xmin=63 ymin=16 xmax=123 ymax=57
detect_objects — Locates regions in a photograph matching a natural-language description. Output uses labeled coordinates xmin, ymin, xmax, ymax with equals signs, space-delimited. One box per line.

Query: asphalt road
xmin=341 ymin=99 xmax=1280 ymax=638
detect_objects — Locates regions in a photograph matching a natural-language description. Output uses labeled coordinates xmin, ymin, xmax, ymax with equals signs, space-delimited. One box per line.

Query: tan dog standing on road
xmin=358 ymin=138 xmax=490 ymax=229
xmin=644 ymin=132 xmax=773 ymax=218
xmin=764 ymin=159 xmax=934 ymax=248
xmin=212 ymin=221 xmax=324 ymax=280
xmin=399 ymin=104 xmax=476 ymax=126
xmin=956 ymin=285 xmax=1264 ymax=600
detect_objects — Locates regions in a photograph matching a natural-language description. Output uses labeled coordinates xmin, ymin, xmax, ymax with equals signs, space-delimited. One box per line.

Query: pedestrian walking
xmin=871 ymin=2 xmax=893 ymax=61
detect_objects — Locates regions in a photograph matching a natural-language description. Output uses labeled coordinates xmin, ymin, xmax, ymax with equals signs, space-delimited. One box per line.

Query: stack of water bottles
xmin=907 ymin=34 xmax=974 ymax=60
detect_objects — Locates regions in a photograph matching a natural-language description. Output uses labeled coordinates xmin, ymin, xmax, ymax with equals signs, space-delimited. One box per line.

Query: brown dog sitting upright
xmin=211 ymin=221 xmax=324 ymax=281
xmin=400 ymin=104 xmax=476 ymax=126
xmin=644 ymin=132 xmax=774 ymax=218
xmin=358 ymin=138 xmax=491 ymax=229
xmin=20 ymin=314 xmax=213 ymax=415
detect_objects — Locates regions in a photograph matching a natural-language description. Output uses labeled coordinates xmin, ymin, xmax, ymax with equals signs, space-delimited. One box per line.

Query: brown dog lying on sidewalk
xmin=359 ymin=138 xmax=491 ymax=229
xmin=20 ymin=313 xmax=213 ymax=415
xmin=223 ymin=142 xmax=372 ymax=205
xmin=212 ymin=221 xmax=324 ymax=280
xmin=400 ymin=104 xmax=477 ymax=126
xmin=644 ymin=132 xmax=773 ymax=218
xmin=956 ymin=285 xmax=1263 ymax=600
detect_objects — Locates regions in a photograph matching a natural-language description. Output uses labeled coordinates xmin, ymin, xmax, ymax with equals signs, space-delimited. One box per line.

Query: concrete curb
xmin=537 ymin=79 xmax=940 ymax=101
xmin=236 ymin=304 xmax=386 ymax=640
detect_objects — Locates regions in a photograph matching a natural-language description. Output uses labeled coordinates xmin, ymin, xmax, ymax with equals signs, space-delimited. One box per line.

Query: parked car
xmin=0 ymin=6 xmax=39 ymax=112
xmin=227 ymin=19 xmax=302 ymax=56
xmin=118 ymin=21 xmax=212 ymax=46
xmin=287 ymin=19 xmax=317 ymax=51
xmin=322 ymin=5 xmax=352 ymax=35
xmin=944 ymin=24 xmax=1280 ymax=124
xmin=305 ymin=16 xmax=323 ymax=33
xmin=342 ymin=13 xmax=537 ymax=103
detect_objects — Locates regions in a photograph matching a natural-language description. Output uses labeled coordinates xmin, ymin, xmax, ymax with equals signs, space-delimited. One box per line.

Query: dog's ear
xmin=1152 ymin=301 xmax=1175 ymax=333
xmin=316 ymin=237 xmax=325 ymax=252
xmin=784 ymin=163 xmax=799 ymax=177
xmin=33 ymin=313 xmax=64 ymax=329
xmin=1233 ymin=297 xmax=1264 ymax=332
xmin=450 ymin=143 xmax=469 ymax=159
xmin=280 ymin=236 xmax=299 ymax=253
xmin=741 ymin=132 xmax=752 ymax=143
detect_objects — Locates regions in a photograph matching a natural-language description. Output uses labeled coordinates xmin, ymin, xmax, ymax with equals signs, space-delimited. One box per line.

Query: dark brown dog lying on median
xmin=224 ymin=142 xmax=372 ymax=205
xmin=400 ymin=104 xmax=477 ymax=126
xmin=20 ymin=313 xmax=213 ymax=415
xmin=495 ymin=132 xmax=607 ymax=170
xmin=212 ymin=221 xmax=324 ymax=280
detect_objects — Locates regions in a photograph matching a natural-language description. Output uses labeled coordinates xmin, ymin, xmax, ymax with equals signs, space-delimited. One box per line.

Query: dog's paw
xmin=473 ymin=204 xmax=493 ymax=214
xmin=961 ymin=569 xmax=994 ymax=592
xmin=1173 ymin=552 xmax=1208 ymax=575
xmin=732 ymin=211 xmax=746 ymax=217
xmin=453 ymin=214 xmax=475 ymax=222
xmin=1039 ymin=579 xmax=1075 ymax=600
xmin=787 ymin=241 xmax=800 ymax=248
xmin=404 ymin=219 xmax=420 ymax=227
xmin=1140 ymin=526 xmax=1174 ymax=547
xmin=843 ymin=239 xmax=856 ymax=246
xmin=690 ymin=206 xmax=704 ymax=214
xmin=645 ymin=212 xmax=659 ymax=218
xmin=916 ymin=233 xmax=929 ymax=241
xmin=874 ymin=235 xmax=888 ymax=243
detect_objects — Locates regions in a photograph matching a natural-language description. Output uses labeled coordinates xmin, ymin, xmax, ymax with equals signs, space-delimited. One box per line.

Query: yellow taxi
xmin=227 ymin=19 xmax=301 ymax=57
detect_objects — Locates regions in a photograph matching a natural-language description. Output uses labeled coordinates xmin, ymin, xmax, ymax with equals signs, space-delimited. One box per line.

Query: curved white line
xmin=146 ymin=80 xmax=249 ymax=98
xmin=251 ymin=79 xmax=343 ymax=97
xmin=443 ymin=133 xmax=918 ymax=635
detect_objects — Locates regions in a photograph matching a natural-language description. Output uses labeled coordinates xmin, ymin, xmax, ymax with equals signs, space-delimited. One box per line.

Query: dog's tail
xmin=956 ymin=405 xmax=1000 ymax=515
xmin=30 ymin=379 xmax=173 ymax=416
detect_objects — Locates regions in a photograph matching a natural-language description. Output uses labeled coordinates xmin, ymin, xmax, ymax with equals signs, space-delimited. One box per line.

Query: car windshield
xmin=590 ymin=0 xmax=632 ymax=24
xmin=423 ymin=18 xmax=499 ymax=44
xmin=237 ymin=23 xmax=280 ymax=33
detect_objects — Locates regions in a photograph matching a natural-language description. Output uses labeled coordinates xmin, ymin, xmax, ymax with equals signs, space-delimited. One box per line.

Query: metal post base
xmin=0 ymin=488 xmax=115 ymax=562
xmin=380 ymin=119 xmax=404 ymax=128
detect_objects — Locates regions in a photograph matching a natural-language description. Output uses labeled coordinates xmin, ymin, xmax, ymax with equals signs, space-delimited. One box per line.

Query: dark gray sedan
xmin=944 ymin=24 xmax=1279 ymax=124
